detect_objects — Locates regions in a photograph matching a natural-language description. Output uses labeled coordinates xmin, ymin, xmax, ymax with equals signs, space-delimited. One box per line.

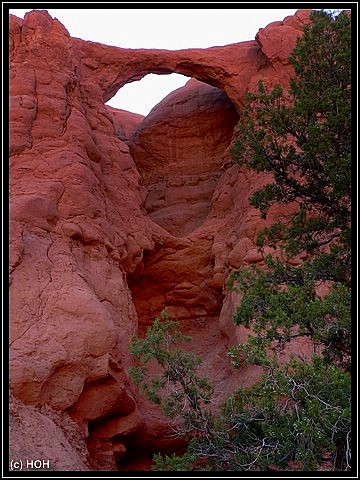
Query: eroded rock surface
xmin=130 ymin=78 xmax=239 ymax=237
xmin=9 ymin=9 xmax=312 ymax=470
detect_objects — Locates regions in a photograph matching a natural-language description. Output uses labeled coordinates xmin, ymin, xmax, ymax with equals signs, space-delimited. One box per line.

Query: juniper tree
xmin=227 ymin=9 xmax=351 ymax=470
xmin=229 ymin=9 xmax=351 ymax=370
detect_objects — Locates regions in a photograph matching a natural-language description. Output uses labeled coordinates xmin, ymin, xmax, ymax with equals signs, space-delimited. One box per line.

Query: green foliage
xmin=152 ymin=444 xmax=211 ymax=471
xmin=129 ymin=311 xmax=213 ymax=435
xmin=231 ymin=10 xmax=351 ymax=262
xmin=218 ymin=356 xmax=351 ymax=471
xmin=152 ymin=452 xmax=196 ymax=471
xmin=227 ymin=254 xmax=351 ymax=370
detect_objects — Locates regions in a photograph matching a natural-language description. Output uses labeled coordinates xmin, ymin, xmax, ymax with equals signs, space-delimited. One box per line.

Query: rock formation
xmin=9 ymin=9 xmax=312 ymax=471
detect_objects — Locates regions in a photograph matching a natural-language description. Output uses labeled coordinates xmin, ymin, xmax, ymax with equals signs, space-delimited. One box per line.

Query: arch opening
xmin=106 ymin=73 xmax=190 ymax=117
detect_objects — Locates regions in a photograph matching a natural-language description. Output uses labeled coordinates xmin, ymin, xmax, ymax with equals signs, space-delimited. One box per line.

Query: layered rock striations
xmin=9 ymin=9 xmax=312 ymax=470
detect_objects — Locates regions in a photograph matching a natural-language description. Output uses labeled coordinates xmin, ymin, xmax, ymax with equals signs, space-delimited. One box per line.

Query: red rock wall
xmin=9 ymin=9 xmax=312 ymax=470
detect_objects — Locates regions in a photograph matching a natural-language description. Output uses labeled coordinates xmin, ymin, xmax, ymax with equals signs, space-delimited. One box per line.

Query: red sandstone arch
xmin=73 ymin=37 xmax=262 ymax=111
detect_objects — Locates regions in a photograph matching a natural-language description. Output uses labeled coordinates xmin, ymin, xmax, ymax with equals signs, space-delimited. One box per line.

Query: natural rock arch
xmin=80 ymin=40 xmax=261 ymax=112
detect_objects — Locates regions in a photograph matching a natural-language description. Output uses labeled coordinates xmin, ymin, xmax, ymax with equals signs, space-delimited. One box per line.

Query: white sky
xmin=9 ymin=7 xmax=300 ymax=116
